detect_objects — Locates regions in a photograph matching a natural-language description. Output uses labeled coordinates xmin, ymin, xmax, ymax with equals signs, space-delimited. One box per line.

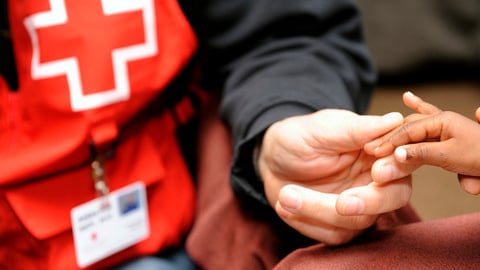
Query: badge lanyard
xmin=86 ymin=110 xmax=119 ymax=197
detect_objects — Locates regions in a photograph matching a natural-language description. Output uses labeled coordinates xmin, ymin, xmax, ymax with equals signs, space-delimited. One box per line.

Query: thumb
xmin=336 ymin=177 xmax=412 ymax=216
xmin=350 ymin=112 xmax=403 ymax=146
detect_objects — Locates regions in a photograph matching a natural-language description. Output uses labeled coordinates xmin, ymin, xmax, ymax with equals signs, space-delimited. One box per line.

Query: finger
xmin=364 ymin=113 xmax=434 ymax=157
xmin=403 ymin=91 xmax=441 ymax=115
xmin=403 ymin=112 xmax=434 ymax=123
xmin=348 ymin=112 xmax=403 ymax=147
xmin=336 ymin=176 xmax=412 ymax=216
xmin=394 ymin=141 xmax=456 ymax=168
xmin=276 ymin=185 xmax=377 ymax=240
xmin=458 ymin=174 xmax=480 ymax=195
xmin=276 ymin=202 xmax=364 ymax=246
xmin=364 ymin=128 xmax=405 ymax=156
xmin=277 ymin=185 xmax=377 ymax=229
xmin=366 ymin=92 xmax=441 ymax=157
xmin=371 ymin=154 xmax=421 ymax=183
xmin=373 ymin=114 xmax=447 ymax=158
xmin=367 ymin=91 xmax=441 ymax=156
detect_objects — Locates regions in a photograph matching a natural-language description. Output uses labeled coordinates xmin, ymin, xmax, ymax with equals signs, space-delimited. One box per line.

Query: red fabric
xmin=187 ymin=99 xmax=479 ymax=269
xmin=2 ymin=0 xmax=197 ymax=184
xmin=0 ymin=0 xmax=199 ymax=269
xmin=0 ymin=112 xmax=196 ymax=270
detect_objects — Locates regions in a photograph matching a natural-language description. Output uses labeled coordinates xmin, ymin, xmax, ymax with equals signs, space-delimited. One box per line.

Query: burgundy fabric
xmin=186 ymin=100 xmax=285 ymax=270
xmin=275 ymin=213 xmax=480 ymax=269
xmin=187 ymin=100 xmax=479 ymax=269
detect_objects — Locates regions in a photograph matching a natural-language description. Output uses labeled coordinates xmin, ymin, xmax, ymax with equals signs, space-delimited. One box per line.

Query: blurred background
xmin=357 ymin=0 xmax=480 ymax=220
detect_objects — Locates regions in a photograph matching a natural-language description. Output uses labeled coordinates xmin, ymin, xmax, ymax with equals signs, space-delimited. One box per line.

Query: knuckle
xmin=351 ymin=215 xmax=377 ymax=230
xmin=394 ymin=123 xmax=415 ymax=144
xmin=417 ymin=144 xmax=429 ymax=160
xmin=323 ymin=229 xmax=352 ymax=246
xmin=409 ymin=144 xmax=431 ymax=163
xmin=441 ymin=111 xmax=456 ymax=120
xmin=398 ymin=123 xmax=411 ymax=134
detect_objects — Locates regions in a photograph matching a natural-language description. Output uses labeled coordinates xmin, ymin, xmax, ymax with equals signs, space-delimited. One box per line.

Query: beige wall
xmin=367 ymin=82 xmax=480 ymax=220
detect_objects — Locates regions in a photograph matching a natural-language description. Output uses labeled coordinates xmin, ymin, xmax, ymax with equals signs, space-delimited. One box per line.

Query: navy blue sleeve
xmin=183 ymin=0 xmax=376 ymax=213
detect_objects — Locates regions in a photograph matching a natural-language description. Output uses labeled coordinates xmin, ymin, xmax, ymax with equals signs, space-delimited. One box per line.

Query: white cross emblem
xmin=24 ymin=0 xmax=158 ymax=111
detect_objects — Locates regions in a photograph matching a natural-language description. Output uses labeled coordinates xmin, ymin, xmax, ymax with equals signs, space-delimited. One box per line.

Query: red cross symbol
xmin=24 ymin=0 xmax=158 ymax=111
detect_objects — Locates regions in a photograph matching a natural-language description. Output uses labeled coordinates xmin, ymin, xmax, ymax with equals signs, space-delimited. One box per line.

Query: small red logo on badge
xmin=91 ymin=232 xmax=97 ymax=241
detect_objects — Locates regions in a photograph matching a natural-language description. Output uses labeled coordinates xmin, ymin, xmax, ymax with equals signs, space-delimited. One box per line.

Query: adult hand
xmin=257 ymin=109 xmax=410 ymax=245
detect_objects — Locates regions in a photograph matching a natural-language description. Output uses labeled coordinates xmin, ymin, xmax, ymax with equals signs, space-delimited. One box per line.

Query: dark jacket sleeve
xmin=183 ymin=0 xmax=376 ymax=214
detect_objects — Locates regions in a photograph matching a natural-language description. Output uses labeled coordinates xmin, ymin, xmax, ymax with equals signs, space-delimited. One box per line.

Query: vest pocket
xmin=3 ymin=121 xmax=166 ymax=240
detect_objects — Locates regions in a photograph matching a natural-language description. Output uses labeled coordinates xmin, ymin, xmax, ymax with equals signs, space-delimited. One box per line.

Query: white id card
xmin=71 ymin=182 xmax=150 ymax=268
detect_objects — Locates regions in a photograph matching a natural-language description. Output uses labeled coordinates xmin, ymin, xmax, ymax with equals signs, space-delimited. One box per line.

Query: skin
xmin=366 ymin=91 xmax=480 ymax=195
xmin=257 ymin=109 xmax=411 ymax=245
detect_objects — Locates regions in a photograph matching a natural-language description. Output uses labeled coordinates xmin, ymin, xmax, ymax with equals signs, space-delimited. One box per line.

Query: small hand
xmin=366 ymin=92 xmax=480 ymax=195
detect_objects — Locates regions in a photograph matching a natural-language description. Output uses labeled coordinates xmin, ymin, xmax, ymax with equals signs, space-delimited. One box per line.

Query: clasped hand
xmin=258 ymin=108 xmax=410 ymax=245
xmin=259 ymin=92 xmax=480 ymax=246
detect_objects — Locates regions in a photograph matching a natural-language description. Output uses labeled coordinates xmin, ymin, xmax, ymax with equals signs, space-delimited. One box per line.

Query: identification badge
xmin=71 ymin=182 xmax=150 ymax=268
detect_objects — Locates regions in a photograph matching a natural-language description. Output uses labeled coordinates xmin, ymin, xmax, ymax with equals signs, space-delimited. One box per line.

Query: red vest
xmin=0 ymin=0 xmax=198 ymax=269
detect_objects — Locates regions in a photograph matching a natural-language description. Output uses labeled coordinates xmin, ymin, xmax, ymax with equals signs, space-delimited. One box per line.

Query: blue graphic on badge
xmin=118 ymin=189 xmax=140 ymax=215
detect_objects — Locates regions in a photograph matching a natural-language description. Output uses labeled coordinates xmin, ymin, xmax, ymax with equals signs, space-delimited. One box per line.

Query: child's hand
xmin=366 ymin=92 xmax=480 ymax=195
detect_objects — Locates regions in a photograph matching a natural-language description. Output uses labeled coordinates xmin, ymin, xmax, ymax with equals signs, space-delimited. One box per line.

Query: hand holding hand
xmin=258 ymin=109 xmax=409 ymax=245
xmin=366 ymin=92 xmax=480 ymax=195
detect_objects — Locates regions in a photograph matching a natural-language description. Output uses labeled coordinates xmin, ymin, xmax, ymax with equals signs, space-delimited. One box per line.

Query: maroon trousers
xmin=186 ymin=102 xmax=480 ymax=269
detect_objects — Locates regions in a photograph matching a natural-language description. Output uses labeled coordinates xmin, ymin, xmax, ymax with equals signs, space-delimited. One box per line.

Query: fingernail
xmin=395 ymin=147 xmax=408 ymax=161
xmin=378 ymin=164 xmax=394 ymax=182
xmin=405 ymin=91 xmax=421 ymax=101
xmin=405 ymin=91 xmax=414 ymax=97
xmin=341 ymin=196 xmax=365 ymax=215
xmin=381 ymin=112 xmax=403 ymax=123
xmin=280 ymin=186 xmax=301 ymax=210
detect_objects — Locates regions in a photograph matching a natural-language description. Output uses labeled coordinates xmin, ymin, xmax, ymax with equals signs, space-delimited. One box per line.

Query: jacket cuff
xmin=230 ymin=103 xmax=314 ymax=215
